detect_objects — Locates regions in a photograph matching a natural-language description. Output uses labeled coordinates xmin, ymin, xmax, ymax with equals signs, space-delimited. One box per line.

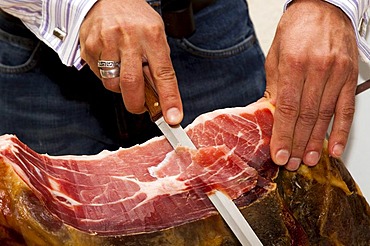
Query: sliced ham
xmin=0 ymin=100 xmax=276 ymax=235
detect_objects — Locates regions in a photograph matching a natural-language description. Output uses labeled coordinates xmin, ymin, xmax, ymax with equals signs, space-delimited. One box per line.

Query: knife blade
xmin=143 ymin=73 xmax=263 ymax=246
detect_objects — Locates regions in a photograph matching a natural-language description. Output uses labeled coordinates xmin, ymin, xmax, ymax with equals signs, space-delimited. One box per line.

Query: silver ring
xmin=98 ymin=60 xmax=120 ymax=68
xmin=100 ymin=67 xmax=120 ymax=79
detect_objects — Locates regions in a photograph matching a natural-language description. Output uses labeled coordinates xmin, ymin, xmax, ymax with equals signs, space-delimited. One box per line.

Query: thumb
xmin=264 ymin=48 xmax=279 ymax=105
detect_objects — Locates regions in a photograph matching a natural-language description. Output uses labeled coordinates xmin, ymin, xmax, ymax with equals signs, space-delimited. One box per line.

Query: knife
xmin=143 ymin=73 xmax=263 ymax=246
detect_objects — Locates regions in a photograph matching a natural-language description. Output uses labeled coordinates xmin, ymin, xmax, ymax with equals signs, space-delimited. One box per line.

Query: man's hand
xmin=80 ymin=0 xmax=183 ymax=125
xmin=265 ymin=0 xmax=359 ymax=170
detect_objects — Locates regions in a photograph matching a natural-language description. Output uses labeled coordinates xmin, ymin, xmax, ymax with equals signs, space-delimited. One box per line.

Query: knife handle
xmin=144 ymin=73 xmax=163 ymax=122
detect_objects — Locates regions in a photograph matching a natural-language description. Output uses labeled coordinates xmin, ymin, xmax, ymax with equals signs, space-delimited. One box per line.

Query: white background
xmin=247 ymin=0 xmax=370 ymax=202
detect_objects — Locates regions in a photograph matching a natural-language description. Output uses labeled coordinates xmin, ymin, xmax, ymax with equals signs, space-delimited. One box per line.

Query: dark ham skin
xmin=0 ymin=99 xmax=369 ymax=246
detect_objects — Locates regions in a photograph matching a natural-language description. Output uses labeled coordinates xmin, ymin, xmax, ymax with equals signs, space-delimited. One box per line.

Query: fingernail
xmin=332 ymin=144 xmax=344 ymax=157
xmin=286 ymin=157 xmax=301 ymax=171
xmin=166 ymin=107 xmax=182 ymax=125
xmin=275 ymin=149 xmax=290 ymax=165
xmin=304 ymin=151 xmax=320 ymax=166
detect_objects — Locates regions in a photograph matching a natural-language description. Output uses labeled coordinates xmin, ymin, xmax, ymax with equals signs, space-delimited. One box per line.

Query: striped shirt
xmin=1 ymin=0 xmax=369 ymax=69
xmin=1 ymin=0 xmax=98 ymax=69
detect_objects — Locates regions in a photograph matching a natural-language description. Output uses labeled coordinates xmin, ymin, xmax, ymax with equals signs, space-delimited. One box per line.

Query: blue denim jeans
xmin=0 ymin=0 xmax=265 ymax=155
xmin=169 ymin=0 xmax=266 ymax=125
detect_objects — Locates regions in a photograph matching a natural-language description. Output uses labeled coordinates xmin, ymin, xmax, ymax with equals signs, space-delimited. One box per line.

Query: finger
xmin=305 ymin=54 xmax=357 ymax=163
xmin=328 ymin=76 xmax=357 ymax=159
xmin=270 ymin=80 xmax=304 ymax=166
xmin=287 ymin=66 xmax=328 ymax=169
xmin=270 ymin=57 xmax=305 ymax=166
xmin=80 ymin=28 xmax=103 ymax=79
xmin=285 ymin=85 xmax=322 ymax=170
xmin=301 ymin=72 xmax=342 ymax=166
xmin=145 ymin=34 xmax=183 ymax=125
xmin=301 ymin=86 xmax=336 ymax=166
xmin=265 ymin=43 xmax=300 ymax=169
xmin=265 ymin=38 xmax=305 ymax=168
xmin=264 ymin=42 xmax=279 ymax=103
xmin=83 ymin=25 xmax=121 ymax=92
xmin=99 ymin=57 xmax=121 ymax=93
xmin=119 ymin=47 xmax=146 ymax=114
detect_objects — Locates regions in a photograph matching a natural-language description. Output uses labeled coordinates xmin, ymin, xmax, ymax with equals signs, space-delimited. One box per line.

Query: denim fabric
xmin=0 ymin=11 xmax=123 ymax=155
xmin=169 ymin=0 xmax=266 ymax=126
xmin=0 ymin=0 xmax=265 ymax=155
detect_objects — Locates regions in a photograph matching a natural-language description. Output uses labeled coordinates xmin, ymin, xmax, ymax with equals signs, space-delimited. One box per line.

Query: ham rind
xmin=0 ymin=100 xmax=275 ymax=235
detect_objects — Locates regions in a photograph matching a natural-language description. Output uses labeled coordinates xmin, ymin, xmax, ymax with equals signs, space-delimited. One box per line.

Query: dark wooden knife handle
xmin=356 ymin=78 xmax=370 ymax=95
xmin=144 ymin=73 xmax=163 ymax=122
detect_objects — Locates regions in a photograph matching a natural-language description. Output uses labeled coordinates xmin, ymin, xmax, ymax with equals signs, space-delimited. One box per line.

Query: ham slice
xmin=0 ymin=99 xmax=276 ymax=236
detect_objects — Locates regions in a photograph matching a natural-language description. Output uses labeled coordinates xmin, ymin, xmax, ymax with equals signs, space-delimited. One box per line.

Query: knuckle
xmin=152 ymin=67 xmax=180 ymax=104
xmin=338 ymin=126 xmax=351 ymax=136
xmin=154 ymin=66 xmax=176 ymax=82
xmin=297 ymin=109 xmax=318 ymax=126
xmin=308 ymin=51 xmax=344 ymax=74
xmin=337 ymin=56 xmax=350 ymax=68
xmin=277 ymin=101 xmax=299 ymax=119
xmin=340 ymin=105 xmax=355 ymax=121
xmin=313 ymin=55 xmax=334 ymax=72
xmin=100 ymin=23 xmax=118 ymax=36
xmin=316 ymin=53 xmax=356 ymax=75
xmin=275 ymin=134 xmax=294 ymax=147
xmin=80 ymin=37 xmax=96 ymax=56
xmin=334 ymin=125 xmax=352 ymax=138
xmin=298 ymin=96 xmax=320 ymax=126
xmin=98 ymin=20 xmax=129 ymax=43
xmin=283 ymin=53 xmax=306 ymax=72
xmin=146 ymin=21 xmax=165 ymax=35
xmin=121 ymin=73 xmax=139 ymax=89
xmin=317 ymin=108 xmax=334 ymax=122
xmin=333 ymin=55 xmax=352 ymax=70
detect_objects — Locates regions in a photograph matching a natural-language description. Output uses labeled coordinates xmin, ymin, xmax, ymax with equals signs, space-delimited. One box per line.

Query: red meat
xmin=0 ymin=100 xmax=275 ymax=235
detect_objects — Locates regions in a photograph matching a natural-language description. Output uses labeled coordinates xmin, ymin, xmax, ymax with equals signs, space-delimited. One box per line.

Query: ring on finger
xmin=98 ymin=60 xmax=120 ymax=68
xmin=100 ymin=67 xmax=120 ymax=79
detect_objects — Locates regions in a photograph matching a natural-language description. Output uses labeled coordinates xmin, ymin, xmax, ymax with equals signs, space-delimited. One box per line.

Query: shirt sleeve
xmin=285 ymin=0 xmax=370 ymax=63
xmin=1 ymin=0 xmax=98 ymax=69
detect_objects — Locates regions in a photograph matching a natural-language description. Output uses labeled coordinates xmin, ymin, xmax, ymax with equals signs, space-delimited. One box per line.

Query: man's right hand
xmin=80 ymin=0 xmax=183 ymax=125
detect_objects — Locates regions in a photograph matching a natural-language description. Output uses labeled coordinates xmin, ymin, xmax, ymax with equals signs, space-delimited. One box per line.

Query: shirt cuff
xmin=39 ymin=0 xmax=98 ymax=69
xmin=284 ymin=0 xmax=370 ymax=63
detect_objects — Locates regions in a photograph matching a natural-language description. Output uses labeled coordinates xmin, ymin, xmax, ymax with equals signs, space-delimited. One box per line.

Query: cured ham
xmin=0 ymin=99 xmax=369 ymax=246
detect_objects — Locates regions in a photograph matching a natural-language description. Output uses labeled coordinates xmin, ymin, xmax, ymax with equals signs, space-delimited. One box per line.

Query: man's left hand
xmin=265 ymin=0 xmax=359 ymax=171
